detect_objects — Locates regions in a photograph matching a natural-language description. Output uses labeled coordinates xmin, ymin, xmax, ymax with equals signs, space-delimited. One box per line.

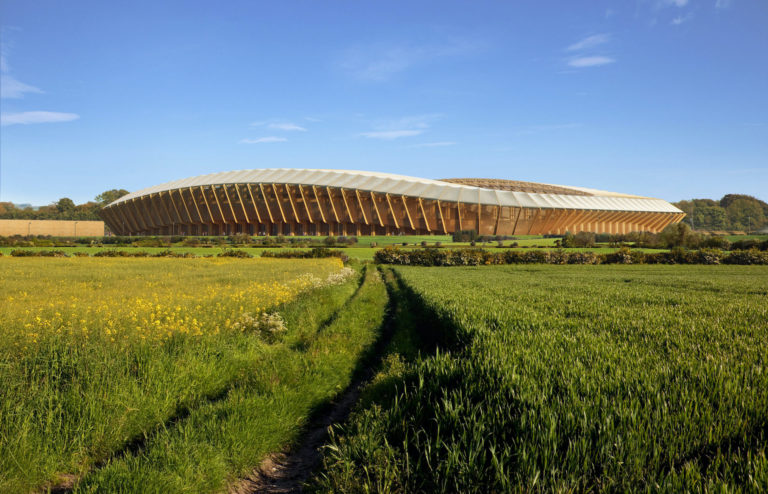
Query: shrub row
xmin=10 ymin=249 xmax=198 ymax=258
xmin=0 ymin=234 xmax=360 ymax=248
xmin=260 ymin=247 xmax=350 ymax=262
xmin=559 ymin=226 xmax=768 ymax=250
xmin=9 ymin=249 xmax=70 ymax=257
xmin=373 ymin=247 xmax=768 ymax=266
xmin=7 ymin=247 xmax=349 ymax=260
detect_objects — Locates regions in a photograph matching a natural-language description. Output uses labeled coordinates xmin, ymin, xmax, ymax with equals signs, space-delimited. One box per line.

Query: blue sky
xmin=1 ymin=0 xmax=766 ymax=205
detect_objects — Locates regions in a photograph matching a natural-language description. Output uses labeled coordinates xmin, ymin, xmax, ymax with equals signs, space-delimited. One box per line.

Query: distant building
xmin=0 ymin=219 xmax=104 ymax=237
xmin=100 ymin=169 xmax=684 ymax=236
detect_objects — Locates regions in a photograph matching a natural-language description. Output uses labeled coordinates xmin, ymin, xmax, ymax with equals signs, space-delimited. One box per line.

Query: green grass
xmin=313 ymin=264 xmax=768 ymax=492
xmin=72 ymin=266 xmax=387 ymax=493
xmin=0 ymin=257 xmax=367 ymax=492
xmin=725 ymin=234 xmax=768 ymax=242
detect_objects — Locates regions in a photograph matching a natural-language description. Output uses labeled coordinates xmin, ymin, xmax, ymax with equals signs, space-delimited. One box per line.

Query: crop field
xmin=5 ymin=255 xmax=767 ymax=493
xmin=316 ymin=264 xmax=768 ymax=492
xmin=0 ymin=257 xmax=387 ymax=492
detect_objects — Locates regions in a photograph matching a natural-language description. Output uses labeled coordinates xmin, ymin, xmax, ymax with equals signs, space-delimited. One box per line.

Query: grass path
xmin=237 ymin=267 xmax=400 ymax=494
xmin=70 ymin=266 xmax=388 ymax=493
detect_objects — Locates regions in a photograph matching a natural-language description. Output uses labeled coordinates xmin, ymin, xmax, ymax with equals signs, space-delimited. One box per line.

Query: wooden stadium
xmin=99 ymin=169 xmax=685 ymax=236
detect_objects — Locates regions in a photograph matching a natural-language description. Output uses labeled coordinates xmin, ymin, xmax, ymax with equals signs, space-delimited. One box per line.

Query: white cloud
xmin=671 ymin=13 xmax=693 ymax=24
xmin=568 ymin=56 xmax=615 ymax=68
xmin=360 ymin=130 xmax=424 ymax=140
xmin=567 ymin=34 xmax=610 ymax=52
xmin=1 ymin=111 xmax=79 ymax=126
xmin=346 ymin=46 xmax=414 ymax=81
xmin=267 ymin=122 xmax=307 ymax=131
xmin=0 ymin=53 xmax=43 ymax=99
xmin=361 ymin=114 xmax=443 ymax=140
xmin=239 ymin=136 xmax=287 ymax=144
xmin=663 ymin=0 xmax=688 ymax=6
xmin=0 ymin=75 xmax=43 ymax=98
xmin=715 ymin=0 xmax=733 ymax=8
xmin=341 ymin=38 xmax=480 ymax=82
xmin=385 ymin=114 xmax=441 ymax=130
xmin=410 ymin=141 xmax=456 ymax=148
xmin=514 ymin=123 xmax=582 ymax=136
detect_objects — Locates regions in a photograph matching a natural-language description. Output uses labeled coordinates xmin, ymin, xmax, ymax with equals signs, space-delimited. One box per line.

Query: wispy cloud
xmin=360 ymin=130 xmax=423 ymax=140
xmin=1 ymin=111 xmax=79 ymax=126
xmin=268 ymin=122 xmax=307 ymax=131
xmin=565 ymin=34 xmax=615 ymax=69
xmin=360 ymin=113 xmax=443 ymax=140
xmin=340 ymin=38 xmax=480 ymax=82
xmin=567 ymin=34 xmax=610 ymax=52
xmin=568 ymin=56 xmax=615 ymax=68
xmin=380 ymin=114 xmax=441 ymax=130
xmin=409 ymin=141 xmax=456 ymax=148
xmin=251 ymin=120 xmax=309 ymax=131
xmin=0 ymin=54 xmax=43 ymax=99
xmin=662 ymin=0 xmax=688 ymax=6
xmin=514 ymin=123 xmax=582 ymax=136
xmin=671 ymin=13 xmax=693 ymax=25
xmin=715 ymin=0 xmax=733 ymax=9
xmin=239 ymin=136 xmax=287 ymax=144
xmin=1 ymin=49 xmax=79 ymax=126
xmin=1 ymin=74 xmax=43 ymax=99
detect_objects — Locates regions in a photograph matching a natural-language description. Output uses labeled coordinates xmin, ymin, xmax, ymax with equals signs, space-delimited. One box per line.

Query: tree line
xmin=0 ymin=190 xmax=129 ymax=221
xmin=673 ymin=194 xmax=768 ymax=232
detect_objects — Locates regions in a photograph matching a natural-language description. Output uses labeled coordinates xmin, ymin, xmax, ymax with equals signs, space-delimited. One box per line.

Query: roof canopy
xmin=109 ymin=168 xmax=682 ymax=214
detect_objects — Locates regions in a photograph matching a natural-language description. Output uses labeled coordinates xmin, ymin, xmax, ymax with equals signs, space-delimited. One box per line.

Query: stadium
xmin=99 ymin=169 xmax=685 ymax=236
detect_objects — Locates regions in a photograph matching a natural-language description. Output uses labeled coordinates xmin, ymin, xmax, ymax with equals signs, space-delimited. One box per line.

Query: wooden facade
xmin=100 ymin=182 xmax=684 ymax=236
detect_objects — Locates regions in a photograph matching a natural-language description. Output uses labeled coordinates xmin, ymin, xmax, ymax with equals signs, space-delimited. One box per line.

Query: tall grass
xmin=0 ymin=257 xmax=347 ymax=492
xmin=313 ymin=265 xmax=768 ymax=492
xmin=73 ymin=265 xmax=388 ymax=493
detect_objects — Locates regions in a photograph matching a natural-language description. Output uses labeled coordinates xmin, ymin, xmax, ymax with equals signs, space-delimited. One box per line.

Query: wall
xmin=0 ymin=220 xmax=105 ymax=237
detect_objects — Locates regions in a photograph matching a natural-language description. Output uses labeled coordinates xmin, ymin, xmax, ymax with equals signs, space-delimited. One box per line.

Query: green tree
xmin=692 ymin=206 xmax=727 ymax=230
xmin=95 ymin=189 xmax=130 ymax=205
xmin=55 ymin=198 xmax=76 ymax=213
xmin=726 ymin=198 xmax=766 ymax=232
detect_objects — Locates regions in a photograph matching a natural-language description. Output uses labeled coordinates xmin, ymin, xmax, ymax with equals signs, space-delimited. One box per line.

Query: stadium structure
xmin=99 ymin=169 xmax=685 ymax=236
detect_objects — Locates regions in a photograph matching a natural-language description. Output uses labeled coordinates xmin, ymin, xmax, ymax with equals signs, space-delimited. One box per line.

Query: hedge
xmin=373 ymin=247 xmax=768 ymax=266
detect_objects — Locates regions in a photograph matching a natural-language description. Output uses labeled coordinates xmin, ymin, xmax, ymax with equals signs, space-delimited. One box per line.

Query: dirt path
xmin=232 ymin=378 xmax=367 ymax=494
xmin=233 ymin=270 xmax=396 ymax=494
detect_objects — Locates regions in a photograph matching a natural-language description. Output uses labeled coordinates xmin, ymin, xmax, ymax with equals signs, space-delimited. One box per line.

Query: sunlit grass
xmin=315 ymin=265 xmax=768 ymax=492
xmin=0 ymin=257 xmax=346 ymax=492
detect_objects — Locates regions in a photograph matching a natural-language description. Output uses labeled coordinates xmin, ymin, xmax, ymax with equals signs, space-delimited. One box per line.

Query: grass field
xmin=0 ymin=257 xmax=387 ymax=492
xmin=314 ymin=264 xmax=768 ymax=492
xmin=0 ymin=242 xmax=653 ymax=262
xmin=725 ymin=234 xmax=768 ymax=242
xmin=5 ymin=253 xmax=767 ymax=492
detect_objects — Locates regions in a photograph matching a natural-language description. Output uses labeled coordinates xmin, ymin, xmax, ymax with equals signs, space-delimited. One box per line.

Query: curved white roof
xmin=108 ymin=168 xmax=682 ymax=214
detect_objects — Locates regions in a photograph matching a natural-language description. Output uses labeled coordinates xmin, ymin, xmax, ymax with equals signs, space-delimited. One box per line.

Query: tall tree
xmin=95 ymin=189 xmax=130 ymax=205
xmin=55 ymin=198 xmax=76 ymax=213
xmin=726 ymin=198 xmax=765 ymax=232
